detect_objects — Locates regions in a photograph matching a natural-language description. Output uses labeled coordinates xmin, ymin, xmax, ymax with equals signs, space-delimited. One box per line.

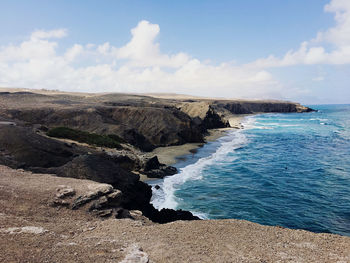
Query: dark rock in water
xmin=144 ymin=165 xmax=177 ymax=179
xmin=155 ymin=185 xmax=160 ymax=190
xmin=143 ymin=206 xmax=200 ymax=224
xmin=144 ymin=156 xmax=161 ymax=171
xmin=142 ymin=156 xmax=178 ymax=178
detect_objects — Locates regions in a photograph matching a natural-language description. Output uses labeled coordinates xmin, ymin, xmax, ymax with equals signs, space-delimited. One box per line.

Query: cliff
xmin=0 ymin=91 xmax=313 ymax=150
xmin=0 ymin=90 xmax=314 ymax=225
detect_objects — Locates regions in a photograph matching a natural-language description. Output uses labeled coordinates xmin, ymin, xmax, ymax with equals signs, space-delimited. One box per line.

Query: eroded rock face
xmin=0 ymin=105 xmax=204 ymax=151
xmin=0 ymin=125 xmax=77 ymax=169
xmin=50 ymin=184 xmax=125 ymax=219
xmin=179 ymin=100 xmax=314 ymax=130
xmin=55 ymin=154 xmax=140 ymax=189
xmin=0 ymin=124 xmax=197 ymax=223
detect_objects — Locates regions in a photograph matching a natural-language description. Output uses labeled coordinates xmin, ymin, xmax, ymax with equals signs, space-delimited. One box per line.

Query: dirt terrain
xmin=1 ymin=165 xmax=349 ymax=263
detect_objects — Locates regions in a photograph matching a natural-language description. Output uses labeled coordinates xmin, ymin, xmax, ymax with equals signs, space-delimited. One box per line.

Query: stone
xmin=144 ymin=165 xmax=177 ymax=179
xmin=89 ymin=196 xmax=108 ymax=211
xmin=94 ymin=209 xmax=113 ymax=218
xmin=143 ymin=156 xmax=160 ymax=171
xmin=50 ymin=198 xmax=70 ymax=207
xmin=55 ymin=185 xmax=76 ymax=199
xmin=120 ymin=244 xmax=149 ymax=263
xmin=115 ymin=208 xmax=133 ymax=219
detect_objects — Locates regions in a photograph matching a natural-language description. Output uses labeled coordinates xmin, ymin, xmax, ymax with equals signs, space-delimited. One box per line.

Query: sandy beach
xmin=152 ymin=115 xmax=244 ymax=166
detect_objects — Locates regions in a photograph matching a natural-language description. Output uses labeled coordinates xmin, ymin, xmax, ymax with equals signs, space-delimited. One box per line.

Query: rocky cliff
xmin=0 ymin=90 xmax=314 ymax=224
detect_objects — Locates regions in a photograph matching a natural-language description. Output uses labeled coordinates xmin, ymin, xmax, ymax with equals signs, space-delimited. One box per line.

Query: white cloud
xmin=64 ymin=44 xmax=83 ymax=62
xmin=113 ymin=20 xmax=190 ymax=68
xmin=30 ymin=29 xmax=68 ymax=40
xmin=250 ymin=0 xmax=350 ymax=67
xmin=0 ymin=1 xmax=348 ymax=101
xmin=0 ymin=24 xmax=281 ymax=99
xmin=312 ymin=76 xmax=325 ymax=82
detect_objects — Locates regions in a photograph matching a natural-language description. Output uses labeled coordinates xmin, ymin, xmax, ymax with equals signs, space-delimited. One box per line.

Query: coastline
xmin=151 ymin=115 xmax=245 ymax=167
xmin=1 ymin=163 xmax=349 ymax=262
xmin=0 ymin=91 xmax=349 ymax=261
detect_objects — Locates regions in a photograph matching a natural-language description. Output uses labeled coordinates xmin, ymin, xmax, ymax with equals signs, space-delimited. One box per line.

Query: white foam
xmin=151 ymin=127 xmax=248 ymax=211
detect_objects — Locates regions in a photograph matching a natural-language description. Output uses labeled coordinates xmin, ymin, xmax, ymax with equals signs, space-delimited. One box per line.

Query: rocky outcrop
xmin=0 ymin=106 xmax=204 ymax=151
xmin=179 ymin=101 xmax=229 ymax=130
xmin=142 ymin=156 xmax=177 ymax=178
xmin=0 ymin=124 xmax=198 ymax=223
xmin=0 ymin=91 xmax=313 ymax=151
xmin=0 ymin=125 xmax=78 ymax=169
xmin=216 ymin=101 xmax=314 ymax=114
xmin=179 ymin=100 xmax=314 ymax=129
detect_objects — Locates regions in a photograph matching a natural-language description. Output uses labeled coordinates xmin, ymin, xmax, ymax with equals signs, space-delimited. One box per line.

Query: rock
xmin=89 ymin=196 xmax=108 ymax=211
xmin=72 ymin=185 xmax=113 ymax=210
xmin=55 ymin=185 xmax=76 ymax=199
xmin=107 ymin=190 xmax=123 ymax=206
xmin=87 ymin=184 xmax=114 ymax=195
xmin=154 ymin=185 xmax=160 ymax=190
xmin=120 ymin=244 xmax=149 ymax=263
xmin=94 ymin=209 xmax=113 ymax=218
xmin=143 ymin=156 xmax=161 ymax=171
xmin=0 ymin=125 xmax=78 ymax=169
xmin=50 ymin=198 xmax=70 ymax=207
xmin=129 ymin=210 xmax=143 ymax=217
xmin=115 ymin=208 xmax=133 ymax=219
xmin=142 ymin=156 xmax=178 ymax=178
xmin=143 ymin=165 xmax=177 ymax=179
xmin=122 ymin=128 xmax=155 ymax=152
xmin=55 ymin=154 xmax=140 ymax=191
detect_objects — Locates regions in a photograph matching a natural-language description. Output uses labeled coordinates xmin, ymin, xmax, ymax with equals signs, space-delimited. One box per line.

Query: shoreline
xmin=151 ymin=115 xmax=245 ymax=167
xmin=1 ymin=163 xmax=349 ymax=262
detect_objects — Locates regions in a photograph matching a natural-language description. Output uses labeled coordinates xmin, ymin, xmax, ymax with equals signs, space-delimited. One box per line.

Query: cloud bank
xmin=251 ymin=0 xmax=350 ymax=68
xmin=0 ymin=0 xmax=349 ymax=100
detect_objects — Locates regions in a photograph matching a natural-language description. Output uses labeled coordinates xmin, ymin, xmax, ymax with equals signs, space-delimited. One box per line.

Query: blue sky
xmin=1 ymin=0 xmax=349 ymax=104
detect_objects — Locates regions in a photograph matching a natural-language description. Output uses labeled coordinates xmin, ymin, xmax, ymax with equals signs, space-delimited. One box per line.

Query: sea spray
xmin=153 ymin=105 xmax=350 ymax=236
xmin=150 ymin=120 xmax=249 ymax=214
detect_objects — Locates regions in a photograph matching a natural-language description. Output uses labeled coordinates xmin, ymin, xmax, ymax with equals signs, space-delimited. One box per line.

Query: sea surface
xmin=150 ymin=105 xmax=350 ymax=236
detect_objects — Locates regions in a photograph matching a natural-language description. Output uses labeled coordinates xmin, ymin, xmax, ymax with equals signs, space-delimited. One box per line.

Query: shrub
xmin=47 ymin=127 xmax=123 ymax=149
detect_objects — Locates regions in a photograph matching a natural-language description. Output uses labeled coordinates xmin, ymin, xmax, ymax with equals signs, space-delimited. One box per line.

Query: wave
xmin=150 ymin=123 xmax=249 ymax=211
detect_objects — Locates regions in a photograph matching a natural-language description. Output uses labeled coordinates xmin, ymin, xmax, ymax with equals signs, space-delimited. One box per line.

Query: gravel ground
xmin=1 ymin=165 xmax=349 ymax=263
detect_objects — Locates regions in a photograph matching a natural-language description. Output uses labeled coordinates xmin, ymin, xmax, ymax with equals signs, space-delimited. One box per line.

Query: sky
xmin=0 ymin=0 xmax=349 ymax=104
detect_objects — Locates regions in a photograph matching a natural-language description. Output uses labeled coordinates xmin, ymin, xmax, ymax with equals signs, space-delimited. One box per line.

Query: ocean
xmin=150 ymin=104 xmax=350 ymax=236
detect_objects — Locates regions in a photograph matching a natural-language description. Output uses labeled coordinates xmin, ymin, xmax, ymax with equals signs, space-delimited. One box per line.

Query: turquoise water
xmin=150 ymin=105 xmax=350 ymax=236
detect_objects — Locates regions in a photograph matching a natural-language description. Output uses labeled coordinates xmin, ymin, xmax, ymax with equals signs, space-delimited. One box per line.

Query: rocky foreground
xmin=1 ymin=165 xmax=349 ymax=263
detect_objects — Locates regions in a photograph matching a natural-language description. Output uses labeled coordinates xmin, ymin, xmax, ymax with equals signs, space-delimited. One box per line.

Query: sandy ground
xmin=1 ymin=165 xmax=350 ymax=263
xmin=152 ymin=116 xmax=244 ymax=166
